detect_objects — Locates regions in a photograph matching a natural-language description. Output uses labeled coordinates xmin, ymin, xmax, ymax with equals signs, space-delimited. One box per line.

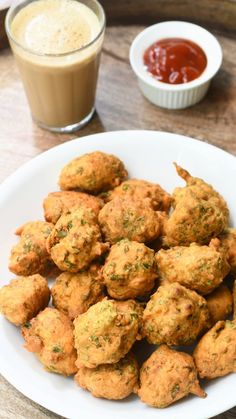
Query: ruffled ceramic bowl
xmin=130 ymin=21 xmax=222 ymax=109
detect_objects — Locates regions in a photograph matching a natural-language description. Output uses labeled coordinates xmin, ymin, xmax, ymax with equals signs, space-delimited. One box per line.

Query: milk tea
xmin=7 ymin=0 xmax=104 ymax=131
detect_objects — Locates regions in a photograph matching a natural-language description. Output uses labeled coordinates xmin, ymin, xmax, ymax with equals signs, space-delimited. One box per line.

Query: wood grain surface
xmin=0 ymin=10 xmax=236 ymax=419
xmin=101 ymin=0 xmax=236 ymax=33
xmin=0 ymin=9 xmax=9 ymax=50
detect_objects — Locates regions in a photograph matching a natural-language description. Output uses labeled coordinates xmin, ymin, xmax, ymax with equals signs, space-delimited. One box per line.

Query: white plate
xmin=0 ymin=130 xmax=236 ymax=419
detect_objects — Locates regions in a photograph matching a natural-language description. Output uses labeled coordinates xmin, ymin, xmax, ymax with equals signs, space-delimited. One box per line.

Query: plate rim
xmin=1 ymin=129 xmax=236 ymax=195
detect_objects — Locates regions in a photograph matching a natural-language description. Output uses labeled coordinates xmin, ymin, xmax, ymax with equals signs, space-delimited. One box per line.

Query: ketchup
xmin=143 ymin=38 xmax=207 ymax=84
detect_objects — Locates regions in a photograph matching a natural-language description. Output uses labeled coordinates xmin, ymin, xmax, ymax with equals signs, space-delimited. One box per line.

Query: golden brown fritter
xmin=138 ymin=345 xmax=206 ymax=408
xmin=0 ymin=274 xmax=50 ymax=326
xmin=43 ymin=191 xmax=104 ymax=224
xmin=98 ymin=197 xmax=165 ymax=244
xmin=173 ymin=164 xmax=229 ymax=217
xmin=163 ymin=164 xmax=229 ymax=247
xmin=46 ymin=209 xmax=109 ymax=272
xmin=156 ymin=239 xmax=230 ymax=295
xmin=163 ymin=196 xmax=228 ymax=247
xmin=51 ymin=265 xmax=105 ymax=319
xmin=193 ymin=320 xmax=236 ymax=379
xmin=22 ymin=307 xmax=77 ymax=376
xmin=101 ymin=178 xmax=171 ymax=212
xmin=59 ymin=151 xmax=127 ymax=193
xmin=206 ymin=284 xmax=233 ymax=326
xmin=9 ymin=221 xmax=53 ymax=276
xmin=73 ymin=299 xmax=142 ymax=368
xmin=142 ymin=282 xmax=210 ymax=345
xmin=75 ymin=352 xmax=139 ymax=400
xmin=219 ymin=228 xmax=236 ymax=274
xmin=103 ymin=239 xmax=157 ymax=300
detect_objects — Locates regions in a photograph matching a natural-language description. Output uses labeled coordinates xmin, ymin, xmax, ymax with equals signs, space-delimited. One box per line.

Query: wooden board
xmin=0 ymin=1 xmax=236 ymax=418
xmin=0 ymin=9 xmax=8 ymax=49
xmin=101 ymin=0 xmax=236 ymax=33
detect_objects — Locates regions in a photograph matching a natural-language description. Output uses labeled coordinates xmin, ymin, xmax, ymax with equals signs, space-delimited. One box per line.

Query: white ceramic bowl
xmin=129 ymin=21 xmax=223 ymax=109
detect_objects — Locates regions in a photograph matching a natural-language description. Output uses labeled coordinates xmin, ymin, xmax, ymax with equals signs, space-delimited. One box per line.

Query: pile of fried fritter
xmin=0 ymin=151 xmax=236 ymax=407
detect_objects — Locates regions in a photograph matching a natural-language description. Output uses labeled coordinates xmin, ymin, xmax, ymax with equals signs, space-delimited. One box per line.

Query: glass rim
xmin=5 ymin=0 xmax=106 ymax=58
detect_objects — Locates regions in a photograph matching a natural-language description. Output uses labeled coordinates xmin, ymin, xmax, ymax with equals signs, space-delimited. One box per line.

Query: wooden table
xmin=1 ymin=2 xmax=236 ymax=417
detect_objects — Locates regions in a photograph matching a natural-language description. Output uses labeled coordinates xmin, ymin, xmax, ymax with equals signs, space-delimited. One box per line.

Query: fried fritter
xmin=101 ymin=178 xmax=171 ymax=212
xmin=51 ymin=265 xmax=105 ymax=319
xmin=0 ymin=274 xmax=50 ymax=326
xmin=163 ymin=164 xmax=229 ymax=247
xmin=219 ymin=228 xmax=236 ymax=274
xmin=46 ymin=209 xmax=109 ymax=272
xmin=193 ymin=320 xmax=236 ymax=379
xmin=43 ymin=191 xmax=104 ymax=224
xmin=138 ymin=345 xmax=206 ymax=408
xmin=98 ymin=197 xmax=165 ymax=244
xmin=22 ymin=307 xmax=77 ymax=376
xmin=206 ymin=284 xmax=233 ymax=326
xmin=103 ymin=239 xmax=157 ymax=300
xmin=156 ymin=239 xmax=230 ymax=294
xmin=59 ymin=151 xmax=127 ymax=193
xmin=75 ymin=352 xmax=139 ymax=400
xmin=163 ymin=196 xmax=228 ymax=247
xmin=173 ymin=164 xmax=229 ymax=217
xmin=9 ymin=221 xmax=53 ymax=276
xmin=73 ymin=299 xmax=142 ymax=368
xmin=142 ymin=282 xmax=210 ymax=345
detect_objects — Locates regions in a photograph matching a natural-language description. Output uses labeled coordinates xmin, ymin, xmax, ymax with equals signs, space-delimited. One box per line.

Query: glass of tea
xmin=5 ymin=0 xmax=105 ymax=133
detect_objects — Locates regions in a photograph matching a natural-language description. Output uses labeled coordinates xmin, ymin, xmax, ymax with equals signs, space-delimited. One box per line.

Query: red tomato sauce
xmin=143 ymin=38 xmax=207 ymax=84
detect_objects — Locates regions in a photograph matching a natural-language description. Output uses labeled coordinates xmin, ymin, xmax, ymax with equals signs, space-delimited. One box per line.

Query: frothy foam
xmin=11 ymin=0 xmax=101 ymax=54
